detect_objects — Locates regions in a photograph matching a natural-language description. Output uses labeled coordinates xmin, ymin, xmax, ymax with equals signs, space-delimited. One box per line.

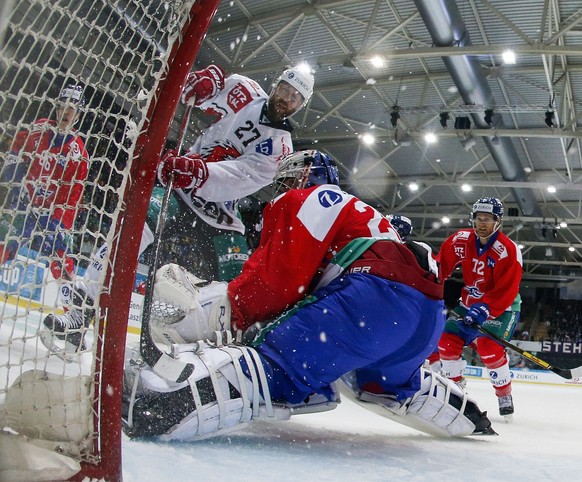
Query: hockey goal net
xmin=0 ymin=1 xmax=219 ymax=480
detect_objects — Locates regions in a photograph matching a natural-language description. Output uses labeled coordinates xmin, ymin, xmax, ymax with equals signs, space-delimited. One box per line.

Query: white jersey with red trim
xmin=437 ymin=229 xmax=522 ymax=318
xmin=228 ymin=184 xmax=401 ymax=329
xmin=178 ymin=74 xmax=293 ymax=233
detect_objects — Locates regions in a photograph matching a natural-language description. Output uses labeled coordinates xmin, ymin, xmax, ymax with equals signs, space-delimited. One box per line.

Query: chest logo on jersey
xmin=318 ymin=189 xmax=343 ymax=208
xmin=454 ymin=246 xmax=465 ymax=258
xmin=227 ymin=83 xmax=253 ymax=112
xmin=492 ymin=240 xmax=508 ymax=259
xmin=256 ymin=138 xmax=273 ymax=155
xmin=465 ymin=285 xmax=484 ymax=299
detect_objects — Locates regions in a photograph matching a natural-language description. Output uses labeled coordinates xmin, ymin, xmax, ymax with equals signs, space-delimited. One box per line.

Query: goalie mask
xmin=272 ymin=150 xmax=340 ymax=197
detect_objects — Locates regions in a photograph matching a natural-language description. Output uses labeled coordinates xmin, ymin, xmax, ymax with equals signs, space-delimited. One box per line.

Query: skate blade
xmin=503 ymin=414 xmax=514 ymax=423
xmin=472 ymin=425 xmax=498 ymax=436
xmin=38 ymin=327 xmax=79 ymax=363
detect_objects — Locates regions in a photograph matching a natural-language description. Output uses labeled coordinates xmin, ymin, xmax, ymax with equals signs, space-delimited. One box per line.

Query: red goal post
xmin=0 ymin=1 xmax=220 ymax=481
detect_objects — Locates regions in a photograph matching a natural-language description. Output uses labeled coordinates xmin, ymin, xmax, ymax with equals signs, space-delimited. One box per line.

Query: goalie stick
xmin=139 ymin=105 xmax=195 ymax=383
xmin=450 ymin=311 xmax=582 ymax=380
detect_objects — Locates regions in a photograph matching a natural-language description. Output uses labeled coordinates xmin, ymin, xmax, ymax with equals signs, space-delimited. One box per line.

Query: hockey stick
xmin=139 ymin=105 xmax=195 ymax=383
xmin=449 ymin=311 xmax=582 ymax=380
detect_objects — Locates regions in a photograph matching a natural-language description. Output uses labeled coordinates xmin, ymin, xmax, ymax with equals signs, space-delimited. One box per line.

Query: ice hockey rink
xmin=1 ymin=300 xmax=581 ymax=481
xmin=122 ymin=363 xmax=582 ymax=481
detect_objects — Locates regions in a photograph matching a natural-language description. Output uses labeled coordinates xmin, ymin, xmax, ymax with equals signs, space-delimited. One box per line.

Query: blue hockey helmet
xmin=387 ymin=214 xmax=413 ymax=240
xmin=274 ymin=150 xmax=340 ymax=193
xmin=471 ymin=197 xmax=503 ymax=221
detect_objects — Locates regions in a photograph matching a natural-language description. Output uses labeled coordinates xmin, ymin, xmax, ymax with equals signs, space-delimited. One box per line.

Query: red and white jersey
xmin=8 ymin=119 xmax=89 ymax=229
xmin=437 ymin=229 xmax=522 ymax=318
xmin=228 ymin=184 xmax=401 ymax=329
xmin=177 ymin=74 xmax=294 ymax=233
xmin=190 ymin=74 xmax=293 ymax=202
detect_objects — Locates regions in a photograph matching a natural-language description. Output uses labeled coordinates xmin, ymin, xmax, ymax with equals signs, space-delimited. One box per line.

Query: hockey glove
xmin=36 ymin=217 xmax=68 ymax=256
xmin=181 ymin=65 xmax=226 ymax=106
xmin=157 ymin=150 xmax=209 ymax=190
xmin=463 ymin=303 xmax=490 ymax=326
xmin=50 ymin=250 xmax=75 ymax=280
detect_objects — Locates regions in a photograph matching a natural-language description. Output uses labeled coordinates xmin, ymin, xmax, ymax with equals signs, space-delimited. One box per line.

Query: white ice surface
xmin=2 ymin=301 xmax=580 ymax=481
xmin=122 ymin=378 xmax=582 ymax=482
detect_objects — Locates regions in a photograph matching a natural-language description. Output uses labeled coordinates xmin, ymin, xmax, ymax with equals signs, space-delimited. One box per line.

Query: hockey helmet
xmin=471 ymin=197 xmax=503 ymax=235
xmin=471 ymin=197 xmax=503 ymax=221
xmin=58 ymin=84 xmax=86 ymax=109
xmin=276 ymin=66 xmax=314 ymax=103
xmin=387 ymin=214 xmax=413 ymax=240
xmin=273 ymin=150 xmax=339 ymax=195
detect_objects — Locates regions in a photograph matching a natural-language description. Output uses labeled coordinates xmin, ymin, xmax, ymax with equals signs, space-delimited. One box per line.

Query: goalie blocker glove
xmin=157 ymin=150 xmax=209 ymax=190
xmin=182 ymin=64 xmax=226 ymax=106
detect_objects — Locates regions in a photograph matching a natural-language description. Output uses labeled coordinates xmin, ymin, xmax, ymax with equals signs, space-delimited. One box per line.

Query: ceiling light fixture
xmin=361 ymin=133 xmax=375 ymax=145
xmin=424 ymin=132 xmax=437 ymax=143
xmin=502 ymin=49 xmax=516 ymax=64
xmin=370 ymin=56 xmax=385 ymax=68
xmin=545 ymin=110 xmax=555 ymax=128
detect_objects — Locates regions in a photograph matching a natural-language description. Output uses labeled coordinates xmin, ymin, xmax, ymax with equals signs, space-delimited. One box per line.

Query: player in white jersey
xmin=158 ymin=64 xmax=314 ymax=281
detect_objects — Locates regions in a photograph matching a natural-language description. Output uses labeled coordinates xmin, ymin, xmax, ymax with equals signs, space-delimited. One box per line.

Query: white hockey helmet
xmin=58 ymin=84 xmax=86 ymax=109
xmin=276 ymin=66 xmax=314 ymax=104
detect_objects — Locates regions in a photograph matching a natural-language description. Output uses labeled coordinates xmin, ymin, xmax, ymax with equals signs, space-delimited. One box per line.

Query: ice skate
xmin=40 ymin=310 xmax=87 ymax=358
xmin=498 ymin=394 xmax=514 ymax=422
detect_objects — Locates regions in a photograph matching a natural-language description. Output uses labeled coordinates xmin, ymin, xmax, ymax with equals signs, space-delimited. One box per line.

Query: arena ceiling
xmin=188 ymin=0 xmax=582 ymax=287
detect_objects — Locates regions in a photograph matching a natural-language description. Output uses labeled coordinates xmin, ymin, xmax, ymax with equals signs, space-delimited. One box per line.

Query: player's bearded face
xmin=267 ymin=81 xmax=305 ymax=122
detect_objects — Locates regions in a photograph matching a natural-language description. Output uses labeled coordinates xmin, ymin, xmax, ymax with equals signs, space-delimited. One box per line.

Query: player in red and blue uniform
xmin=0 ymin=84 xmax=89 ymax=272
xmin=435 ymin=197 xmax=522 ymax=418
xmin=124 ymin=151 xmax=494 ymax=440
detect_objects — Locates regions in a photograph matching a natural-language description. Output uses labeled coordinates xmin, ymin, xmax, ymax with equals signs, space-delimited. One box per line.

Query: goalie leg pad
xmin=123 ymin=343 xmax=289 ymax=441
xmin=152 ymin=263 xmax=231 ymax=343
xmin=340 ymin=368 xmax=494 ymax=437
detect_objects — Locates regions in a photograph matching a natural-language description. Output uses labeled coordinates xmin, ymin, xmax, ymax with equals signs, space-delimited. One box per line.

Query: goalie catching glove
xmin=181 ymin=64 xmax=226 ymax=106
xmin=151 ymin=263 xmax=232 ymax=344
xmin=157 ymin=150 xmax=208 ymax=190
